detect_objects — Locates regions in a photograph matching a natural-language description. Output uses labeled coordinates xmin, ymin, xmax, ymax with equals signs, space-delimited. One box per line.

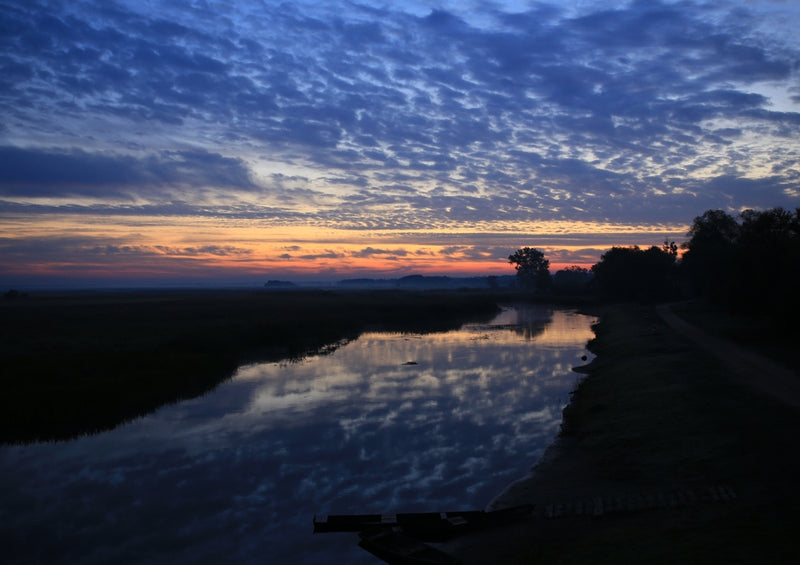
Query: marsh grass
xmin=1 ymin=289 xmax=502 ymax=444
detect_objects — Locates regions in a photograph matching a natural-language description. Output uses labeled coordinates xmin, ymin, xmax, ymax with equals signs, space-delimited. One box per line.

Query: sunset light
xmin=1 ymin=0 xmax=798 ymax=287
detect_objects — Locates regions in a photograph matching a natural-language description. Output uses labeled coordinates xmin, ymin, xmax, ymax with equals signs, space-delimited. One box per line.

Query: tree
xmin=680 ymin=209 xmax=740 ymax=300
xmin=508 ymin=247 xmax=551 ymax=291
xmin=553 ymin=266 xmax=592 ymax=294
xmin=591 ymin=244 xmax=678 ymax=301
xmin=680 ymin=207 xmax=800 ymax=319
xmin=732 ymin=207 xmax=800 ymax=317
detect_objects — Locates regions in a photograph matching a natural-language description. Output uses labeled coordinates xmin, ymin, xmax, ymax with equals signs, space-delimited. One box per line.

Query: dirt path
xmin=656 ymin=303 xmax=800 ymax=411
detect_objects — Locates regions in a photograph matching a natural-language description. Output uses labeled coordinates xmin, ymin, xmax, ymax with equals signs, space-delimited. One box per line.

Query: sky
xmin=1 ymin=0 xmax=799 ymax=287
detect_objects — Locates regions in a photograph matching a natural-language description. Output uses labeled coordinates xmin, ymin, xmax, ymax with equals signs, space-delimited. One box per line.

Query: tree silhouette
xmin=681 ymin=209 xmax=740 ymax=301
xmin=681 ymin=207 xmax=800 ymax=319
xmin=553 ymin=266 xmax=591 ymax=294
xmin=508 ymin=247 xmax=551 ymax=291
xmin=591 ymin=244 xmax=678 ymax=301
xmin=736 ymin=208 xmax=800 ymax=315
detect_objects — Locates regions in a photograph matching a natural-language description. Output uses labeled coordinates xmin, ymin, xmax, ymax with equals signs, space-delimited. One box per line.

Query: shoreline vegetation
xmin=445 ymin=301 xmax=800 ymax=564
xmin=1 ymin=288 xmax=507 ymax=444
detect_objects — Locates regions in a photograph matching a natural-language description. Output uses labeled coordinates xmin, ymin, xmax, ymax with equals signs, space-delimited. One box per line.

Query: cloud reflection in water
xmin=1 ymin=305 xmax=595 ymax=564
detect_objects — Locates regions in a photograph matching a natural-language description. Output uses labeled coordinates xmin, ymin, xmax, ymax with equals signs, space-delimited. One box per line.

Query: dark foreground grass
xmin=477 ymin=302 xmax=800 ymax=564
xmin=1 ymin=289 xmax=502 ymax=444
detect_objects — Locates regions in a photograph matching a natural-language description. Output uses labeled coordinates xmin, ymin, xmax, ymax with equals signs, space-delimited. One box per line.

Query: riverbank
xmin=1 ymin=289 xmax=502 ymax=444
xmin=441 ymin=301 xmax=800 ymax=563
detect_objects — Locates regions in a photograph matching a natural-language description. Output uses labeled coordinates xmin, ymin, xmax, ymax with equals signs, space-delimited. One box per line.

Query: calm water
xmin=1 ymin=305 xmax=596 ymax=564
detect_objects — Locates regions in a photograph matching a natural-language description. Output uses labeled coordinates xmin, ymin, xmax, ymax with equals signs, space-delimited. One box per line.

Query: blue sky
xmin=1 ymin=0 xmax=798 ymax=285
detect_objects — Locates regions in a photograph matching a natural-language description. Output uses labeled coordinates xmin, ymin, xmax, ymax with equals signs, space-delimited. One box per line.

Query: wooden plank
xmin=314 ymin=505 xmax=534 ymax=540
xmin=358 ymin=527 xmax=461 ymax=565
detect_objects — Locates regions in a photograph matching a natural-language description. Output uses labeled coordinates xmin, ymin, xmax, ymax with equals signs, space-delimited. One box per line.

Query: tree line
xmin=509 ymin=207 xmax=800 ymax=317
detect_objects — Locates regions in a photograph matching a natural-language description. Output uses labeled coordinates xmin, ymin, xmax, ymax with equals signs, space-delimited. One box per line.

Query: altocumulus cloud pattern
xmin=1 ymin=0 xmax=799 ymax=284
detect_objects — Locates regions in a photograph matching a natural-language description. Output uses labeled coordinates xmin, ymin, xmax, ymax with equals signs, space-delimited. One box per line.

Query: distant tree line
xmin=510 ymin=207 xmax=800 ymax=318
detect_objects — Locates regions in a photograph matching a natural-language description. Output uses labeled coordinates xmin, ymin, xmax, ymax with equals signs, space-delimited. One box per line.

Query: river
xmin=1 ymin=304 xmax=596 ymax=564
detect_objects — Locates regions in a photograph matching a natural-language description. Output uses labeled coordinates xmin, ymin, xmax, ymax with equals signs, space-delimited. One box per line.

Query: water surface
xmin=1 ymin=305 xmax=596 ymax=564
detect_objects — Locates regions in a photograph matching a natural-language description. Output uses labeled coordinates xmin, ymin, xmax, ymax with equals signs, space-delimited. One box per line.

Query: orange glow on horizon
xmin=0 ymin=211 xmax=689 ymax=283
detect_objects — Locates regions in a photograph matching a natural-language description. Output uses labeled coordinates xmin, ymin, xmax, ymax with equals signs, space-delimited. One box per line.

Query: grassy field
xmin=1 ymin=289 xmax=502 ymax=444
xmin=465 ymin=301 xmax=800 ymax=564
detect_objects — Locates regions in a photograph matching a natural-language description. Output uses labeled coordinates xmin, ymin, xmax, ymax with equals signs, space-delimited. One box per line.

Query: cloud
xmin=351 ymin=247 xmax=409 ymax=258
xmin=297 ymin=250 xmax=347 ymax=260
xmin=151 ymin=245 xmax=253 ymax=257
xmin=0 ymin=235 xmax=252 ymax=263
xmin=1 ymin=0 xmax=799 ymax=282
xmin=0 ymin=147 xmax=258 ymax=197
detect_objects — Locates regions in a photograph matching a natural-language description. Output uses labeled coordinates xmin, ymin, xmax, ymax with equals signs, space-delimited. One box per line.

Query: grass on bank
xmin=506 ymin=301 xmax=800 ymax=564
xmin=1 ymin=289 xmax=503 ymax=444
